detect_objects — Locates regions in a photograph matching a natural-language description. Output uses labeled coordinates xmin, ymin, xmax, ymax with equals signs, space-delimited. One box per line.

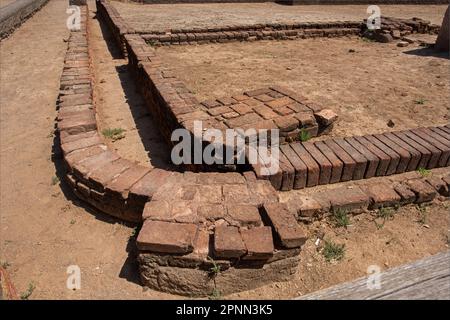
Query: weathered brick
xmin=403 ymin=131 xmax=441 ymax=169
xmin=406 ymin=179 xmax=437 ymax=203
xmin=294 ymin=112 xmax=316 ymax=127
xmin=273 ymin=116 xmax=299 ymax=132
xmin=88 ymin=158 xmax=133 ymax=191
xmin=374 ymin=134 xmax=411 ymax=173
xmin=201 ymin=99 xmax=221 ymax=108
xmin=128 ymin=169 xmax=173 ymax=210
xmin=323 ymin=139 xmax=355 ymax=181
xmin=279 ymin=152 xmax=295 ymax=191
xmin=61 ymin=134 xmax=103 ymax=155
xmin=394 ymin=184 xmax=416 ymax=204
xmin=244 ymin=88 xmax=271 ymax=97
xmin=208 ymin=106 xmax=233 ymax=116
xmin=364 ymin=183 xmax=401 ymax=209
xmin=382 ymin=132 xmax=422 ymax=171
xmin=290 ymin=142 xmax=320 ymax=187
xmin=297 ymin=195 xmax=323 ymax=217
xmin=344 ymin=137 xmax=379 ymax=179
xmin=225 ymin=112 xmax=262 ymax=128
xmin=254 ymin=104 xmax=279 ymax=120
xmin=136 ymin=220 xmax=198 ymax=253
xmin=314 ymin=109 xmax=338 ymax=126
xmin=266 ymin=96 xmax=294 ymax=109
xmin=334 ymin=138 xmax=368 ymax=180
xmin=214 ymin=225 xmax=246 ymax=258
xmin=105 ymin=165 xmax=151 ymax=200
xmin=73 ymin=151 xmax=120 ymax=180
xmin=392 ymin=131 xmax=431 ymax=169
xmin=255 ymin=94 xmax=275 ymax=102
xmin=280 ymin=144 xmax=307 ymax=189
xmin=425 ymin=176 xmax=449 ymax=197
xmin=142 ymin=200 xmax=171 ymax=221
xmin=327 ymin=186 xmax=370 ymax=212
xmin=230 ymin=103 xmax=253 ymax=115
xmin=363 ymin=135 xmax=400 ymax=175
xmin=241 ymin=226 xmax=274 ymax=260
xmin=262 ymin=203 xmax=307 ymax=248
xmin=302 ymin=142 xmax=332 ymax=185
xmin=354 ymin=136 xmax=391 ymax=176
xmin=223 ymin=184 xmax=250 ymax=203
xmin=314 ymin=141 xmax=343 ymax=183
xmin=227 ymin=204 xmax=262 ymax=227
xmin=411 ymin=128 xmax=450 ymax=167
xmin=198 ymin=204 xmax=226 ymax=222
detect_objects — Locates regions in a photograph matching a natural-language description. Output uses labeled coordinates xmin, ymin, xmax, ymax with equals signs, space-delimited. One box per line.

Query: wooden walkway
xmin=297 ymin=251 xmax=450 ymax=300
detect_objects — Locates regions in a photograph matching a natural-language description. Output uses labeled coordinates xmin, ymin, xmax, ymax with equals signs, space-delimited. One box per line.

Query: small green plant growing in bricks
xmin=332 ymin=209 xmax=350 ymax=228
xmin=299 ymin=129 xmax=311 ymax=142
xmin=102 ymin=128 xmax=125 ymax=142
xmin=417 ymin=205 xmax=428 ymax=225
xmin=417 ymin=167 xmax=431 ymax=177
xmin=20 ymin=282 xmax=36 ymax=300
xmin=323 ymin=240 xmax=345 ymax=262
xmin=374 ymin=207 xmax=395 ymax=229
xmin=51 ymin=176 xmax=60 ymax=186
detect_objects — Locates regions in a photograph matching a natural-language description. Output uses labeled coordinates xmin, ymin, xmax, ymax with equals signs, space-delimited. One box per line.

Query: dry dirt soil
xmin=0 ymin=0 xmax=449 ymax=300
xmin=110 ymin=2 xmax=448 ymax=31
xmin=158 ymin=36 xmax=450 ymax=138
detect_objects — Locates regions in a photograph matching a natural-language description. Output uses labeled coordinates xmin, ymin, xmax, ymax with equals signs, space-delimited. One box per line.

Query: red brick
xmin=323 ymin=139 xmax=356 ymax=181
xmin=314 ymin=109 xmax=338 ymax=126
xmin=244 ymin=88 xmax=271 ymax=97
xmin=87 ymin=158 xmax=133 ymax=191
xmin=241 ymin=226 xmax=274 ymax=260
xmin=230 ymin=103 xmax=253 ymax=115
xmin=58 ymin=115 xmax=96 ymax=135
xmin=60 ymin=129 xmax=96 ymax=145
xmin=327 ymin=186 xmax=370 ymax=212
xmin=105 ymin=165 xmax=151 ymax=200
xmin=242 ymin=98 xmax=262 ymax=107
xmin=280 ymin=144 xmax=307 ymax=189
xmin=266 ymin=96 xmax=294 ymax=109
xmin=136 ymin=220 xmax=198 ymax=253
xmin=363 ymin=135 xmax=400 ymax=175
xmin=302 ymin=142 xmax=332 ymax=185
xmin=214 ymin=225 xmax=246 ymax=258
xmin=364 ymin=183 xmax=401 ymax=209
xmin=374 ymin=134 xmax=411 ymax=173
xmin=64 ymin=145 xmax=106 ymax=170
xmin=406 ymin=179 xmax=437 ymax=203
xmin=297 ymin=195 xmax=323 ymax=217
xmin=217 ymin=97 xmax=237 ymax=106
xmin=314 ymin=141 xmax=343 ymax=183
xmin=430 ymin=127 xmax=450 ymax=141
xmin=142 ymin=200 xmax=171 ymax=221
xmin=254 ymin=94 xmax=274 ymax=102
xmin=73 ymin=151 xmax=120 ymax=180
xmin=425 ymin=176 xmax=449 ymax=197
xmin=202 ymin=99 xmax=222 ymax=108
xmin=279 ymin=151 xmax=295 ymax=191
xmin=262 ymin=203 xmax=307 ymax=248
xmin=334 ymin=138 xmax=368 ymax=180
xmin=394 ymin=184 xmax=416 ymax=204
xmin=391 ymin=131 xmax=431 ymax=170
xmin=344 ymin=137 xmax=379 ymax=179
xmin=287 ymin=102 xmax=311 ymax=114
xmin=197 ymin=204 xmax=226 ymax=222
xmin=294 ymin=112 xmax=316 ymax=127
xmin=225 ymin=112 xmax=262 ymax=128
xmin=382 ymin=132 xmax=422 ymax=171
xmin=273 ymin=116 xmax=299 ymax=132
xmin=354 ymin=136 xmax=390 ymax=176
xmin=403 ymin=131 xmax=441 ymax=169
xmin=411 ymin=128 xmax=450 ymax=167
xmin=290 ymin=142 xmax=320 ymax=187
xmin=223 ymin=184 xmax=250 ymax=203
xmin=227 ymin=204 xmax=262 ymax=227
xmin=61 ymin=134 xmax=102 ymax=155
xmin=254 ymin=104 xmax=279 ymax=120
xmin=127 ymin=169 xmax=173 ymax=210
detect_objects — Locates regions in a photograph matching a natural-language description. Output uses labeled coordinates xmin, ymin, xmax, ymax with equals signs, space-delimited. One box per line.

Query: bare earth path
xmin=0 ymin=0 xmax=173 ymax=299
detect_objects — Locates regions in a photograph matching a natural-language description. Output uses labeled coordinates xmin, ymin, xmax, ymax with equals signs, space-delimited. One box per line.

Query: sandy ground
xmin=158 ymin=37 xmax=450 ymax=138
xmin=0 ymin=0 xmax=449 ymax=300
xmin=110 ymin=2 xmax=448 ymax=31
xmin=91 ymin=5 xmax=170 ymax=168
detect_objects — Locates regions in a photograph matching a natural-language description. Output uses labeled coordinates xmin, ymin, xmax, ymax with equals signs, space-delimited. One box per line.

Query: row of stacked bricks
xmin=141 ymin=21 xmax=362 ymax=46
xmin=95 ymin=0 xmax=135 ymax=57
xmin=57 ymin=4 xmax=176 ymax=223
xmin=198 ymin=86 xmax=336 ymax=143
xmin=255 ymin=125 xmax=450 ymax=191
xmin=290 ymin=172 xmax=450 ymax=223
xmin=136 ymin=171 xmax=307 ymax=268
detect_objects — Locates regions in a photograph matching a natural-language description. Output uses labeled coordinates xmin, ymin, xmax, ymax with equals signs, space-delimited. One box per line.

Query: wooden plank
xmin=296 ymin=251 xmax=450 ymax=300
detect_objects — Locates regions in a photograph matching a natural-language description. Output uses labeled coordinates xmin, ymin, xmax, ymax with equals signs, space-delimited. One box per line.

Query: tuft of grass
xmin=299 ymin=129 xmax=311 ymax=142
xmin=20 ymin=282 xmax=36 ymax=300
xmin=51 ymin=176 xmax=60 ymax=186
xmin=207 ymin=256 xmax=221 ymax=278
xmin=414 ymin=98 xmax=426 ymax=105
xmin=417 ymin=205 xmax=428 ymax=225
xmin=417 ymin=167 xmax=431 ymax=177
xmin=1 ymin=261 xmax=10 ymax=269
xmin=129 ymin=227 xmax=138 ymax=240
xmin=102 ymin=128 xmax=125 ymax=142
xmin=374 ymin=207 xmax=395 ymax=229
xmin=332 ymin=209 xmax=350 ymax=228
xmin=323 ymin=240 xmax=345 ymax=262
xmin=70 ymin=219 xmax=76 ymax=225
xmin=208 ymin=288 xmax=222 ymax=300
